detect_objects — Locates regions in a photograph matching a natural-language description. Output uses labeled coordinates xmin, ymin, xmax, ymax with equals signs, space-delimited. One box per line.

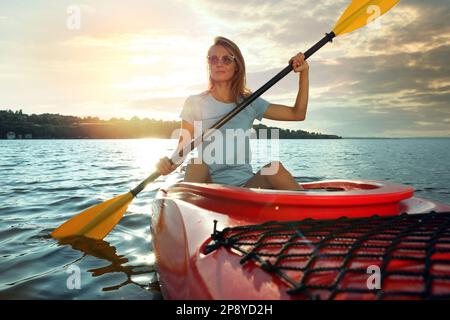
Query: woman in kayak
xmin=156 ymin=36 xmax=309 ymax=190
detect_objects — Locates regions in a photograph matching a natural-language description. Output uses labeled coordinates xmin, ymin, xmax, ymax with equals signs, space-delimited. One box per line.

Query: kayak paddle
xmin=51 ymin=0 xmax=400 ymax=240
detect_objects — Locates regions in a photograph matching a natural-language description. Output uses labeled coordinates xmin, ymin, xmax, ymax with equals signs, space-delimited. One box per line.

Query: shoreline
xmin=1 ymin=137 xmax=449 ymax=140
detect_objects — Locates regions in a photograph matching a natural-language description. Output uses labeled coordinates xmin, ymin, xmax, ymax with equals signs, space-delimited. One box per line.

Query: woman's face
xmin=208 ymin=45 xmax=237 ymax=83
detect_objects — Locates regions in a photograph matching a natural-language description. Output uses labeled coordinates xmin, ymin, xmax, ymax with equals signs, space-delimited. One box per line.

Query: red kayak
xmin=150 ymin=180 xmax=450 ymax=300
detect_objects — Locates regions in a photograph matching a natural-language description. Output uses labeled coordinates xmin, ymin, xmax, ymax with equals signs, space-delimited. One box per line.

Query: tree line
xmin=0 ymin=109 xmax=341 ymax=139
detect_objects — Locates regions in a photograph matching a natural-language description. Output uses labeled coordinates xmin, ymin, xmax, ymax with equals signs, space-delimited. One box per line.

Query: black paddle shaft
xmin=131 ymin=32 xmax=335 ymax=196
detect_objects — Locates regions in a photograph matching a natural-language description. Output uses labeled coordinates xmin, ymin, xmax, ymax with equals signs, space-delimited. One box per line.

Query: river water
xmin=0 ymin=138 xmax=449 ymax=299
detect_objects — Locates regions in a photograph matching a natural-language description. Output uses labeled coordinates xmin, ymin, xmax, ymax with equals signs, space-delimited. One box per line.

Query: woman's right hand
xmin=156 ymin=157 xmax=178 ymax=175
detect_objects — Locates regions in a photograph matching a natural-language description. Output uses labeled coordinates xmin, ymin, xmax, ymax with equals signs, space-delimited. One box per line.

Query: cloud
xmin=299 ymin=106 xmax=450 ymax=137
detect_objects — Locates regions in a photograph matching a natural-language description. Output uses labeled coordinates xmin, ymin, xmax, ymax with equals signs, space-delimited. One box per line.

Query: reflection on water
xmin=0 ymin=138 xmax=449 ymax=299
xmin=57 ymin=236 xmax=158 ymax=293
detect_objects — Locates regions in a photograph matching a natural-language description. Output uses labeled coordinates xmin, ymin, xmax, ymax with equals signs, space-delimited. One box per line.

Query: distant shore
xmin=1 ymin=109 xmax=341 ymax=140
xmin=4 ymin=137 xmax=448 ymax=141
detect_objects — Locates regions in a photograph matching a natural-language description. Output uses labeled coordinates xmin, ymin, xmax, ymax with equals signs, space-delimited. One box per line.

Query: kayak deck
xmin=150 ymin=180 xmax=450 ymax=300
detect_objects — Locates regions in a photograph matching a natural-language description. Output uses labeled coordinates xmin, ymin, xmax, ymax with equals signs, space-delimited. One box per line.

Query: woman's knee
xmin=185 ymin=158 xmax=209 ymax=170
xmin=184 ymin=158 xmax=211 ymax=182
xmin=262 ymin=161 xmax=285 ymax=175
xmin=185 ymin=159 xmax=209 ymax=172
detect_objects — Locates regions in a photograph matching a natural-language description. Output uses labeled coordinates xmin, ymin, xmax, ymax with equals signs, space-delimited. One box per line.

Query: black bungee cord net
xmin=204 ymin=212 xmax=450 ymax=300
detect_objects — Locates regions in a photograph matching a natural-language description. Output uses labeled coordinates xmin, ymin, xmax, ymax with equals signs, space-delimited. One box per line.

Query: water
xmin=0 ymin=138 xmax=449 ymax=299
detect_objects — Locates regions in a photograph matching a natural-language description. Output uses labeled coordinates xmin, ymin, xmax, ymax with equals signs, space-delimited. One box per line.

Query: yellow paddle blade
xmin=333 ymin=0 xmax=400 ymax=36
xmin=51 ymin=192 xmax=134 ymax=240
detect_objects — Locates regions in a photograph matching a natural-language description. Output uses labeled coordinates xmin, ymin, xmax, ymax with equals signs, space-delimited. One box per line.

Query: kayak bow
xmin=151 ymin=180 xmax=450 ymax=300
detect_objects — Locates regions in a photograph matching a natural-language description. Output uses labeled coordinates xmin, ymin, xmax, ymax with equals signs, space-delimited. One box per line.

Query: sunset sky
xmin=1 ymin=0 xmax=449 ymax=137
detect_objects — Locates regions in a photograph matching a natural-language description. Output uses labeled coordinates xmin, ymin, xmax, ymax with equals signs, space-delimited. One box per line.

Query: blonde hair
xmin=207 ymin=36 xmax=251 ymax=103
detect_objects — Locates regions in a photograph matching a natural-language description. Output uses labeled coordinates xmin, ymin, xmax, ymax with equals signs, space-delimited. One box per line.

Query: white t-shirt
xmin=180 ymin=92 xmax=270 ymax=186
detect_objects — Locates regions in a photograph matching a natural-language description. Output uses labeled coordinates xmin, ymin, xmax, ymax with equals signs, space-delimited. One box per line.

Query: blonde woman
xmin=156 ymin=36 xmax=309 ymax=190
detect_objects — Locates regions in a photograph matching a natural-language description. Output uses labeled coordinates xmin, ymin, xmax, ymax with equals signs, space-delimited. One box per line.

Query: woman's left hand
xmin=290 ymin=52 xmax=309 ymax=73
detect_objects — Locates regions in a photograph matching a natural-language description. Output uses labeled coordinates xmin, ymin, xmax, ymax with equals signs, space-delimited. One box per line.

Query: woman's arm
xmin=262 ymin=53 xmax=309 ymax=121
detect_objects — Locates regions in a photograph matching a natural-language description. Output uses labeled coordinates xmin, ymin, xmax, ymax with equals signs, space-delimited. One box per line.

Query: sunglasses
xmin=207 ymin=55 xmax=236 ymax=66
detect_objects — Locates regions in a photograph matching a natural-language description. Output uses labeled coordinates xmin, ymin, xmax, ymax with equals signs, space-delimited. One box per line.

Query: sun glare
xmin=113 ymin=35 xmax=209 ymax=100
